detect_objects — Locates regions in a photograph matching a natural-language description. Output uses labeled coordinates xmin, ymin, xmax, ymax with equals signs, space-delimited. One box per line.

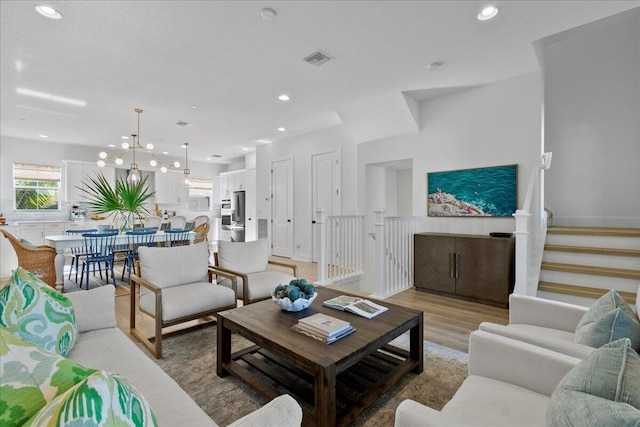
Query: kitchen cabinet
xmin=18 ymin=222 xmax=67 ymax=246
xmin=218 ymin=169 xmax=246 ymax=198
xmin=414 ymin=233 xmax=515 ymax=307
xmin=65 ymin=161 xmax=115 ymax=202
xmin=155 ymin=172 xmax=189 ymax=204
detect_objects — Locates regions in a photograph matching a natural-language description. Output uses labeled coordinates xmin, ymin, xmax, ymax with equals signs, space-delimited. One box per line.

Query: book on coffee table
xmin=291 ymin=323 xmax=356 ymax=344
xmin=297 ymin=313 xmax=351 ymax=337
xmin=322 ymin=295 xmax=389 ymax=319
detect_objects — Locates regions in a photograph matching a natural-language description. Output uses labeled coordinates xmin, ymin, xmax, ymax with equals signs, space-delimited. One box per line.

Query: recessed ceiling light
xmin=162 ymin=151 xmax=169 ymax=155
xmin=38 ymin=134 xmax=48 ymax=138
xmin=277 ymin=127 xmax=286 ymax=132
xmin=256 ymin=139 xmax=272 ymax=144
xmin=278 ymin=94 xmax=290 ymax=101
xmin=242 ymin=147 xmax=249 ymax=151
xmin=206 ymin=157 xmax=211 ymax=161
xmin=191 ymin=104 xmax=198 ymax=109
xmin=260 ymin=8 xmax=277 ymax=20
xmin=120 ymin=135 xmax=129 ymax=140
xmin=108 ymin=144 xmax=115 ymax=148
xmin=477 ymin=6 xmax=498 ymax=21
xmin=35 ymin=5 xmax=62 ymax=19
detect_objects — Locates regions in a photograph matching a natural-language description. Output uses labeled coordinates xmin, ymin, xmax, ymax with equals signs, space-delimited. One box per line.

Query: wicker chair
xmin=1 ymin=229 xmax=56 ymax=288
xmin=192 ymin=222 xmax=210 ymax=244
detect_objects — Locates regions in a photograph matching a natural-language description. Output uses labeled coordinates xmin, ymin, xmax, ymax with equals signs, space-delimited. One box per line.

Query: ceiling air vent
xmin=212 ymin=154 xmax=222 ymax=158
xmin=303 ymin=50 xmax=333 ymax=66
xmin=176 ymin=120 xmax=193 ymax=127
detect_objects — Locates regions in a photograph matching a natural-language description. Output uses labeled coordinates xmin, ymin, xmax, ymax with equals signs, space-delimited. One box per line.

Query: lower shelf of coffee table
xmin=223 ymin=343 xmax=418 ymax=427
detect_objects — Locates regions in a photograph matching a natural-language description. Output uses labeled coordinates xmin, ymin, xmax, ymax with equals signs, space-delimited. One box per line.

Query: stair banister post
xmin=316 ymin=209 xmax=330 ymax=285
xmin=513 ymin=209 xmax=531 ymax=296
xmin=373 ymin=209 xmax=386 ymax=297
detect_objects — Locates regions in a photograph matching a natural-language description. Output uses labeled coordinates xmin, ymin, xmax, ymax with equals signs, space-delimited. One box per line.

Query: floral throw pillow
xmin=0 ymin=328 xmax=96 ymax=427
xmin=0 ymin=267 xmax=78 ymax=356
xmin=23 ymin=370 xmax=158 ymax=427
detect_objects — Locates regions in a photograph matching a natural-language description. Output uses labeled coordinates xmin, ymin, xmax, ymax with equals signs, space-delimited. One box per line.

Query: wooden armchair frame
xmin=1 ymin=229 xmax=56 ymax=287
xmin=129 ymin=261 xmax=238 ymax=358
xmin=210 ymin=253 xmax=298 ymax=305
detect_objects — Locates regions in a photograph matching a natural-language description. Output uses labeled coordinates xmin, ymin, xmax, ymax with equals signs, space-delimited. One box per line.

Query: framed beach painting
xmin=427 ymin=164 xmax=517 ymax=217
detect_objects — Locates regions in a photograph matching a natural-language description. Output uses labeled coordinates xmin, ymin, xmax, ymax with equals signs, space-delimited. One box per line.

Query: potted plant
xmin=79 ymin=173 xmax=155 ymax=232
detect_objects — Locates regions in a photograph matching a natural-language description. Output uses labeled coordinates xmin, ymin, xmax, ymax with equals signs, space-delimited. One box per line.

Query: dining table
xmin=45 ymin=231 xmax=195 ymax=292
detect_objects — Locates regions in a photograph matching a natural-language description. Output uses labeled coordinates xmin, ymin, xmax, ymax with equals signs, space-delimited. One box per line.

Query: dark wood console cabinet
xmin=413 ymin=233 xmax=515 ymax=307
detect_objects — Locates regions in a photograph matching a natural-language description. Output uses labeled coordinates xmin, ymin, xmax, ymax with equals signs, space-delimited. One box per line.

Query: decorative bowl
xmin=272 ymin=291 xmax=317 ymax=312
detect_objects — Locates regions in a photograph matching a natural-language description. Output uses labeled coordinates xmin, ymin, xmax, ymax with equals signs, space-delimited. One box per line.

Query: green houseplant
xmin=79 ymin=173 xmax=155 ymax=232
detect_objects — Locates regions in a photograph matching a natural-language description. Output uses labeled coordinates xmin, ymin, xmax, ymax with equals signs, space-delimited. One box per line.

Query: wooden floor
xmin=114 ymin=256 xmax=508 ymax=353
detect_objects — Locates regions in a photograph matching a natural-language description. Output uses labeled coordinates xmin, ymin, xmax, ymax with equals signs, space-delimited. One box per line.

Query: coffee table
xmin=217 ymin=287 xmax=423 ymax=427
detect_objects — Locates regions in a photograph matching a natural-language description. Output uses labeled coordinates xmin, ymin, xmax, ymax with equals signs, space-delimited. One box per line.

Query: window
xmin=190 ymin=177 xmax=213 ymax=192
xmin=14 ymin=163 xmax=61 ymax=211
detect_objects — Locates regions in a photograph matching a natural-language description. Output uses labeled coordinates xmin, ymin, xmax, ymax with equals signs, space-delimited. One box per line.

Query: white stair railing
xmin=316 ymin=210 xmax=365 ymax=285
xmin=513 ymin=152 xmax=552 ymax=296
xmin=382 ymin=216 xmax=422 ymax=297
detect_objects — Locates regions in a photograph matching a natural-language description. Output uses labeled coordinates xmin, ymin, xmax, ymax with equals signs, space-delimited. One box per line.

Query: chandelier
xmin=97 ymin=108 xmax=180 ymax=183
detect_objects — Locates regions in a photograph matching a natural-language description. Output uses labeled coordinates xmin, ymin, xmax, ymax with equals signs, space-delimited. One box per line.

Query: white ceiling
xmin=1 ymin=1 xmax=637 ymax=166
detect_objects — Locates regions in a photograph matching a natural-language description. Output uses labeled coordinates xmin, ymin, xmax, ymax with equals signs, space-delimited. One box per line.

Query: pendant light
xmin=182 ymin=143 xmax=192 ymax=186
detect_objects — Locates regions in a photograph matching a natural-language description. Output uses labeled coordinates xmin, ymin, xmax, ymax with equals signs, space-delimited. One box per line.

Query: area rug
xmin=136 ymin=325 xmax=468 ymax=426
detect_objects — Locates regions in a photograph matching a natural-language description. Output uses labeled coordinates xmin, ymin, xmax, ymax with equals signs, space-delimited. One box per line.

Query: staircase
xmin=538 ymin=226 xmax=640 ymax=305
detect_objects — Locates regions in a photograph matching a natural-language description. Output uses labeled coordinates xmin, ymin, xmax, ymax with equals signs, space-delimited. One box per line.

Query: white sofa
xmin=394 ymin=330 xmax=581 ymax=427
xmin=479 ymin=288 xmax=640 ymax=359
xmin=65 ymin=285 xmax=302 ymax=426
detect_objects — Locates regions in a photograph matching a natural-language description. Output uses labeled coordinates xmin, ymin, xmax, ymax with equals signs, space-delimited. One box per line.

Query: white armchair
xmin=130 ymin=242 xmax=237 ymax=358
xmin=394 ymin=330 xmax=581 ymax=427
xmin=210 ymin=239 xmax=298 ymax=305
xmin=479 ymin=287 xmax=640 ymax=359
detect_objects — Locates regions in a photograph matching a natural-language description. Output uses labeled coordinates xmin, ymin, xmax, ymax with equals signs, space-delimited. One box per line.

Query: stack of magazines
xmin=322 ymin=295 xmax=388 ymax=319
xmin=291 ymin=313 xmax=356 ymax=344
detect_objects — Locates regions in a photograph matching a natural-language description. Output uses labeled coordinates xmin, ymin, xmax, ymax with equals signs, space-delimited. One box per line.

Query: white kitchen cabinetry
xmin=18 ymin=222 xmax=66 ymax=246
xmin=65 ymin=161 xmax=115 ymax=202
xmin=155 ymin=172 xmax=189 ymax=204
xmin=218 ymin=169 xmax=246 ymax=198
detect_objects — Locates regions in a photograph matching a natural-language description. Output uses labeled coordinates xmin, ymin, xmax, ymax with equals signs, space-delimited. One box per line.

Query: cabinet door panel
xmin=455 ymin=238 xmax=510 ymax=303
xmin=414 ymin=235 xmax=456 ymax=293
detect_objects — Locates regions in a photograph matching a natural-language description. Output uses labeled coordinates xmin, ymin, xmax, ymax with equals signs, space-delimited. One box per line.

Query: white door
xmin=245 ymin=169 xmax=256 ymax=241
xmin=271 ymin=159 xmax=293 ymax=258
xmin=312 ymin=151 xmax=341 ymax=262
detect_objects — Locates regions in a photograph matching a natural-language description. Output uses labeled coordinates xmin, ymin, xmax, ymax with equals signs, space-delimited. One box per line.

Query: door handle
xmin=312 ymin=220 xmax=316 ymax=224
xmin=454 ymin=253 xmax=460 ymax=278
xmin=449 ymin=253 xmax=455 ymax=278
xmin=287 ymin=219 xmax=291 ymax=223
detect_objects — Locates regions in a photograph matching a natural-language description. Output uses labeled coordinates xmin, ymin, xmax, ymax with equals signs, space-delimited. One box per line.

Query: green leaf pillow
xmin=0 ymin=328 xmax=96 ymax=427
xmin=0 ymin=267 xmax=78 ymax=356
xmin=575 ymin=289 xmax=640 ymax=351
xmin=24 ymin=370 xmax=158 ymax=427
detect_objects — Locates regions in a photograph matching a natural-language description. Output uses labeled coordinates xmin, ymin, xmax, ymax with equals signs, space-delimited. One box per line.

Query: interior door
xmin=271 ymin=159 xmax=293 ymax=258
xmin=312 ymin=151 xmax=341 ymax=262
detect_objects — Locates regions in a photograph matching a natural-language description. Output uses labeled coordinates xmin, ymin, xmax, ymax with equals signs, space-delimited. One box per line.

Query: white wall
xmin=543 ymin=9 xmax=640 ymax=227
xmin=0 ymin=136 xmax=225 ymax=221
xmin=256 ymin=126 xmax=357 ymax=261
xmin=358 ymin=72 xmax=543 ymax=236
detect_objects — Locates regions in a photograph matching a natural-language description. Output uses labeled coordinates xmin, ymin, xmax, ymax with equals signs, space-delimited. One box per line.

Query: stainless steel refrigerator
xmin=231 ymin=190 xmax=245 ymax=242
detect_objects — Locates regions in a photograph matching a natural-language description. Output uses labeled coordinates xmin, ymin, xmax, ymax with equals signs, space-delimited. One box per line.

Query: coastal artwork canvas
xmin=427 ymin=164 xmax=517 ymax=217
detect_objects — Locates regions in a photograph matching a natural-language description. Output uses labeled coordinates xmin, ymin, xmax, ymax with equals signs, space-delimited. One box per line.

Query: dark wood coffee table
xmin=217 ymin=287 xmax=423 ymax=427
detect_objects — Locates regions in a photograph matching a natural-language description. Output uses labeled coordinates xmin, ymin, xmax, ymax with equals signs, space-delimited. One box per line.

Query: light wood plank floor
xmin=115 ymin=256 xmax=508 ymax=353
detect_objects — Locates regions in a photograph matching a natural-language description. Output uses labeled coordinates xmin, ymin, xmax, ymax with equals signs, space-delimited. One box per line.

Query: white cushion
xmin=440 ymin=375 xmax=550 ymax=426
xmin=228 ymin=394 xmax=302 ymax=427
xmin=140 ymin=281 xmax=236 ymax=322
xmin=65 ymin=286 xmax=116 ymax=333
xmin=67 ymin=328 xmax=217 ymax=426
xmin=219 ymin=271 xmax=296 ymax=300
xmin=138 ymin=242 xmax=209 ymax=288
xmin=479 ymin=322 xmax=595 ymax=359
xmin=217 ymin=239 xmax=269 ymax=274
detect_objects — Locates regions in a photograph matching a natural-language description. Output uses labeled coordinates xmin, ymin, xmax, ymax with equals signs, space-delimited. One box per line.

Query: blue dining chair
xmin=65 ymin=228 xmax=98 ymax=282
xmin=121 ymin=229 xmax=157 ymax=283
xmin=164 ymin=229 xmax=191 ymax=247
xmin=80 ymin=230 xmax=118 ymax=289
